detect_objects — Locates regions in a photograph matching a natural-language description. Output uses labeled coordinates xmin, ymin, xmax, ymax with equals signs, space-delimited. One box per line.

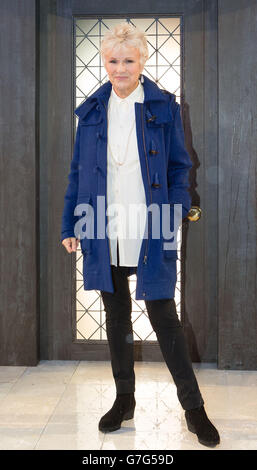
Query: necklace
xmin=108 ymin=118 xmax=135 ymax=166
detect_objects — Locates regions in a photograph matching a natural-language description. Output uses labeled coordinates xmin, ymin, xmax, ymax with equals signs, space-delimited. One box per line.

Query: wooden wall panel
xmin=218 ymin=0 xmax=257 ymax=369
xmin=39 ymin=0 xmax=74 ymax=359
xmin=0 ymin=0 xmax=38 ymax=365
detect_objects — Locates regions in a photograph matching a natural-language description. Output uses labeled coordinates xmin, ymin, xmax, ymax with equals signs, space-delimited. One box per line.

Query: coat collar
xmin=74 ymin=74 xmax=175 ymax=124
xmin=110 ymin=78 xmax=143 ymax=104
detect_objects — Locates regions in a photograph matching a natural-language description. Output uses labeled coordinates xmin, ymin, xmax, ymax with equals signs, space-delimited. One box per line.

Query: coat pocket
xmin=162 ymin=240 xmax=178 ymax=260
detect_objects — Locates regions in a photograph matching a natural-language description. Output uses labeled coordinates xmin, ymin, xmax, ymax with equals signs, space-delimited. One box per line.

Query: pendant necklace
xmin=108 ymin=117 xmax=135 ymax=166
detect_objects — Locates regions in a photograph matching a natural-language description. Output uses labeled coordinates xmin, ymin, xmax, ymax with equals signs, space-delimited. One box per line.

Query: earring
xmin=140 ymin=74 xmax=144 ymax=83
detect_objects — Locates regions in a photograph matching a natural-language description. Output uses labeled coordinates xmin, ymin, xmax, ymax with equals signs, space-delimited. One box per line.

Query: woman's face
xmin=103 ymin=45 xmax=144 ymax=98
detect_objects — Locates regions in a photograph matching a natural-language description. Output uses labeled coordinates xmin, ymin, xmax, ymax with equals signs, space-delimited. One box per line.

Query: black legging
xmin=100 ymin=242 xmax=204 ymax=410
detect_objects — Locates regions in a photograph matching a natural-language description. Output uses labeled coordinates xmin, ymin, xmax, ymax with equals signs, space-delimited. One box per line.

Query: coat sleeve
xmin=167 ymin=101 xmax=193 ymax=222
xmin=60 ymin=121 xmax=81 ymax=242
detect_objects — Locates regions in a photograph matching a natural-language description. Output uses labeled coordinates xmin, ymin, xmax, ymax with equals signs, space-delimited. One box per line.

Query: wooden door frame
xmin=39 ymin=0 xmax=218 ymax=362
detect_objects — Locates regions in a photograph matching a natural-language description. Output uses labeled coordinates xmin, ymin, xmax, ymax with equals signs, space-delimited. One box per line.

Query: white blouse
xmin=106 ymin=79 xmax=147 ymax=266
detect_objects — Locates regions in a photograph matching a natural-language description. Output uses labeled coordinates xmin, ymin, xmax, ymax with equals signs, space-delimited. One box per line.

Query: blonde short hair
xmin=100 ymin=22 xmax=149 ymax=67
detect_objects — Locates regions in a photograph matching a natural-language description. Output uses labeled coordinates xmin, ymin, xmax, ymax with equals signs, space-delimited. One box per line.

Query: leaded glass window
xmin=74 ymin=17 xmax=182 ymax=341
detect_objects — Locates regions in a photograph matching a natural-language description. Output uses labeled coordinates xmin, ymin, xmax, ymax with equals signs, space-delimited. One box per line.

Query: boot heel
xmin=186 ymin=420 xmax=196 ymax=434
xmin=123 ymin=408 xmax=135 ymax=420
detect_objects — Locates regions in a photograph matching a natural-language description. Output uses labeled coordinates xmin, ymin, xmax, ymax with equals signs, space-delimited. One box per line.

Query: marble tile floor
xmin=0 ymin=360 xmax=256 ymax=450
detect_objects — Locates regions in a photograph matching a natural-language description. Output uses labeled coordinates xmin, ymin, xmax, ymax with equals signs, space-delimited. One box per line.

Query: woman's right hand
xmin=62 ymin=237 xmax=80 ymax=253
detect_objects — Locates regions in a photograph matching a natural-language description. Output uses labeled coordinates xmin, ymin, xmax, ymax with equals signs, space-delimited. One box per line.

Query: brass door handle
xmin=187 ymin=206 xmax=202 ymax=221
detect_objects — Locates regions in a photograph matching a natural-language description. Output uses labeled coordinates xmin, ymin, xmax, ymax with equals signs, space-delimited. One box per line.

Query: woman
xmin=61 ymin=22 xmax=220 ymax=447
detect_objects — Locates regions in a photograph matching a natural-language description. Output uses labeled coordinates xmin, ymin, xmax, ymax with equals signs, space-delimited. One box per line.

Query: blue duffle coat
xmin=61 ymin=74 xmax=193 ymax=300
